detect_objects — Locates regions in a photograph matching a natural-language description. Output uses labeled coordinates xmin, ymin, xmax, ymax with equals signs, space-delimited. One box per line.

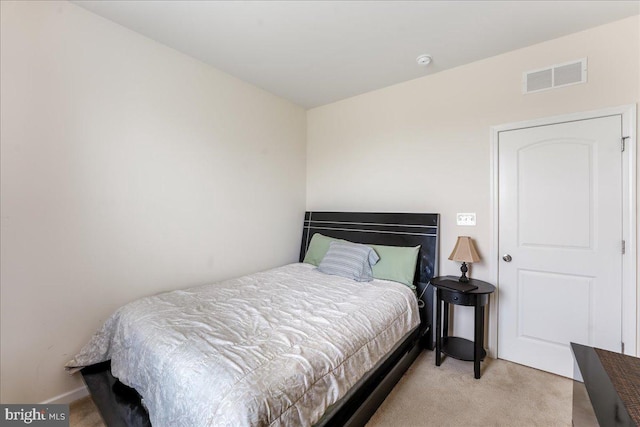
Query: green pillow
xmin=370 ymin=244 xmax=420 ymax=289
xmin=302 ymin=233 xmax=340 ymax=266
xmin=303 ymin=233 xmax=420 ymax=289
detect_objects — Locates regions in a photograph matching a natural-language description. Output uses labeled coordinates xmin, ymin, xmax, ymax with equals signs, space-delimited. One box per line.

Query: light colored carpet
xmin=367 ymin=351 xmax=571 ymax=426
xmin=69 ymin=396 xmax=106 ymax=427
xmin=70 ymin=350 xmax=572 ymax=426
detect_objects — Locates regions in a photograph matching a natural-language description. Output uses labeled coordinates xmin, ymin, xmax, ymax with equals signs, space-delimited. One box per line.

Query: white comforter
xmin=66 ymin=263 xmax=420 ymax=426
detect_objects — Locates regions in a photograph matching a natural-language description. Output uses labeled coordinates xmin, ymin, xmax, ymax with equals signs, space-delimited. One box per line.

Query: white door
xmin=497 ymin=115 xmax=623 ymax=378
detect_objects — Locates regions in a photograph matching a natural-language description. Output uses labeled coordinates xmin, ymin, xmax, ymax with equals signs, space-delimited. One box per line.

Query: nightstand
xmin=431 ymin=276 xmax=496 ymax=379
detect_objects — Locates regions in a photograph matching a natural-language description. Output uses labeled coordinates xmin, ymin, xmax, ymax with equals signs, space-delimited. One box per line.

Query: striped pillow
xmin=317 ymin=241 xmax=380 ymax=282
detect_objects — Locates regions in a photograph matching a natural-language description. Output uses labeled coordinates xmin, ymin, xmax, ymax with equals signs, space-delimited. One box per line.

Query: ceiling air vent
xmin=523 ymin=58 xmax=587 ymax=94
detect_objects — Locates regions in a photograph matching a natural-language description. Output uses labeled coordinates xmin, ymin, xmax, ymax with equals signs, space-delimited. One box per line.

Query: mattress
xmin=66 ymin=263 xmax=420 ymax=426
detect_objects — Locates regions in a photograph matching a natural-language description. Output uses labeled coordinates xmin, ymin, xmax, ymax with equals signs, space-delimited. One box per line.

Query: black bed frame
xmin=81 ymin=212 xmax=439 ymax=427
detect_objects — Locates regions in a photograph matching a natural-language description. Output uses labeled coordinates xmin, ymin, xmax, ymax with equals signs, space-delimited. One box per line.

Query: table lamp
xmin=448 ymin=236 xmax=481 ymax=282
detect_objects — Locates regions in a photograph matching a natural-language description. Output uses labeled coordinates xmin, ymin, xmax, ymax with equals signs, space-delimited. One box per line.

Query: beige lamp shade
xmin=448 ymin=236 xmax=481 ymax=263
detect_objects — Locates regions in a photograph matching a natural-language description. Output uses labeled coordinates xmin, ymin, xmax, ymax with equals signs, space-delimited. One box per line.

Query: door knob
xmin=502 ymin=254 xmax=512 ymax=262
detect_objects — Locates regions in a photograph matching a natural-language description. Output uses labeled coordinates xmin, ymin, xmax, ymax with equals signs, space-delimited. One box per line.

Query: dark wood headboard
xmin=299 ymin=211 xmax=439 ymax=349
xmin=299 ymin=211 xmax=439 ymax=283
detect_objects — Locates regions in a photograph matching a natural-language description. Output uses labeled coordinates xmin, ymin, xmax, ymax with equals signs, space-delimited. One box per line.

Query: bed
xmin=71 ymin=211 xmax=439 ymax=426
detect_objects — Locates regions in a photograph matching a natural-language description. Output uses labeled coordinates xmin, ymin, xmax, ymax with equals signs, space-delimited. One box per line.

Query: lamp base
xmin=459 ymin=262 xmax=469 ymax=282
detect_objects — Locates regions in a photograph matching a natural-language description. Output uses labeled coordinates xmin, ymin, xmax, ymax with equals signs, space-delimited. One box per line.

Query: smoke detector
xmin=416 ymin=54 xmax=432 ymax=66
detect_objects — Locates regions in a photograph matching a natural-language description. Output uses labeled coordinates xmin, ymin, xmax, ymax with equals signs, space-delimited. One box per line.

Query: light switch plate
xmin=456 ymin=213 xmax=476 ymax=226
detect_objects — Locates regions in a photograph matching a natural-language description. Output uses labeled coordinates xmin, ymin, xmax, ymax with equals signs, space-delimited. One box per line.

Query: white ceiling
xmin=74 ymin=1 xmax=639 ymax=109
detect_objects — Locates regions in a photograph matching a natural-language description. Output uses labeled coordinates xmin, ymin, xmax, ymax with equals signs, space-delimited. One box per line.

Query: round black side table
xmin=431 ymin=276 xmax=496 ymax=379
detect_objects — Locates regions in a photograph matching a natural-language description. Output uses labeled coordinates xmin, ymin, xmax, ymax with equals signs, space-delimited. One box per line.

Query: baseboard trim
xmin=40 ymin=385 xmax=89 ymax=404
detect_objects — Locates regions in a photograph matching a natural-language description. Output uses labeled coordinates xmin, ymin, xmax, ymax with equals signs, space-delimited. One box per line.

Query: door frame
xmin=489 ymin=104 xmax=637 ymax=359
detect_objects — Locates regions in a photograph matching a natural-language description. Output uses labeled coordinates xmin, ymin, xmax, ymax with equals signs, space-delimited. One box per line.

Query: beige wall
xmin=307 ymin=17 xmax=639 ymax=347
xmin=0 ymin=1 xmax=306 ymax=403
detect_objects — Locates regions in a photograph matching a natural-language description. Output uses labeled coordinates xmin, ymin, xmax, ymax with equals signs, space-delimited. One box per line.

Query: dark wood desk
xmin=431 ymin=276 xmax=495 ymax=379
xmin=571 ymin=342 xmax=640 ymax=426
